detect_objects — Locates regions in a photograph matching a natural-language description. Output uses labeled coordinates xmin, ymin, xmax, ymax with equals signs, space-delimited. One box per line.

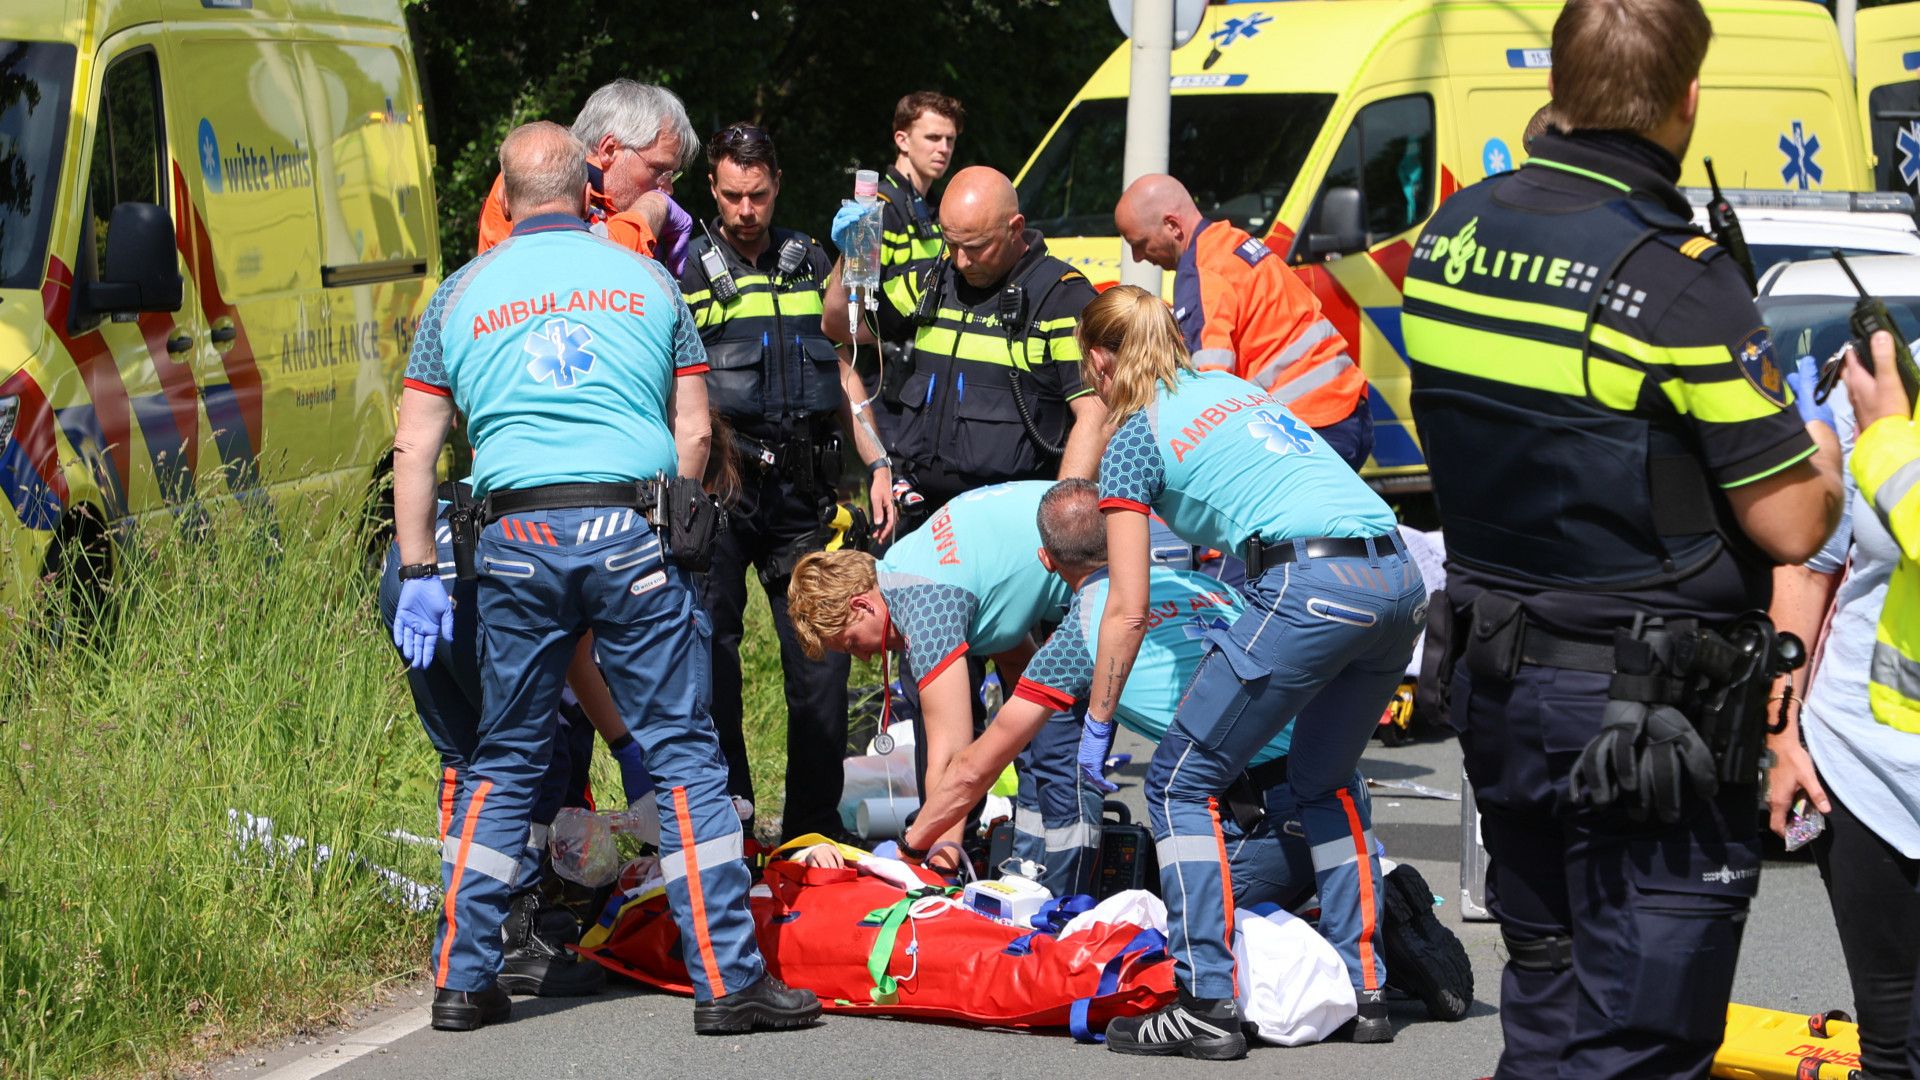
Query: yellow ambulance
xmin=1015 ymin=0 xmax=1912 ymax=492
xmin=0 ymin=0 xmax=438 ymax=611
xmin=1859 ymin=4 xmax=1920 ymax=199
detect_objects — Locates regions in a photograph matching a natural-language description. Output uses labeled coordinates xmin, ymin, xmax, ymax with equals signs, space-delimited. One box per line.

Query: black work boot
xmin=1104 ymin=987 xmax=1248 ymax=1060
xmin=431 ymin=983 xmax=511 ymax=1032
xmin=498 ymin=890 xmax=605 ymax=997
xmin=1381 ymin=863 xmax=1473 ymax=1021
xmin=1351 ymin=988 xmax=1394 ymax=1043
xmin=692 ymin=974 xmax=822 ymax=1035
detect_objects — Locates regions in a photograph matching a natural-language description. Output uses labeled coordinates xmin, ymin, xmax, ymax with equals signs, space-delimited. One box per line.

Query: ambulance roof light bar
xmin=1678 ymin=189 xmax=1916 ymax=214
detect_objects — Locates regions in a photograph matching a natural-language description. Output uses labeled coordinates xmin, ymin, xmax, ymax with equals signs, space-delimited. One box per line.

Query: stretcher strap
xmin=1069 ymin=929 xmax=1169 ymax=1043
xmin=1030 ymin=894 xmax=1096 ymax=935
xmin=862 ymin=887 xmax=957 ymax=1002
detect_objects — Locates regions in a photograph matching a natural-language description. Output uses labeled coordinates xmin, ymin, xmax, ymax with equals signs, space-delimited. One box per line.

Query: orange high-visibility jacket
xmin=475 ymin=170 xmax=656 ymax=256
xmin=1173 ymin=219 xmax=1365 ymax=429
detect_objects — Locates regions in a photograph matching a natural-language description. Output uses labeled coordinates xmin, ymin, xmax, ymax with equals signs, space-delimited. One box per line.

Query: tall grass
xmin=0 ymin=499 xmax=858 ymax=1076
xmin=0 ymin=503 xmax=438 ymax=1078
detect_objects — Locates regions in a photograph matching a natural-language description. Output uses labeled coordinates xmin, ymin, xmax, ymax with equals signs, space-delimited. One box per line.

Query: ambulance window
xmin=1020 ymin=93 xmax=1336 ymax=237
xmin=87 ymin=50 xmax=167 ymax=271
xmin=1866 ymin=82 xmax=1920 ymax=198
xmin=0 ymin=41 xmax=77 ymax=291
xmin=1311 ymin=94 xmax=1436 ymax=247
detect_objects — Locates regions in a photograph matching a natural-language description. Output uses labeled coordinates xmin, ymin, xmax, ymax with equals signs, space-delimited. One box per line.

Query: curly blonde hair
xmin=787 ymin=549 xmax=879 ymax=659
xmin=1076 ymin=284 xmax=1193 ymax=423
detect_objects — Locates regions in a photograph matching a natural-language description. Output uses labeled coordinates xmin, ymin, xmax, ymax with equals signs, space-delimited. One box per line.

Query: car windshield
xmin=1757 ymin=295 xmax=1920 ymax=363
xmin=1752 ymin=243 xmax=1917 ymax=282
xmin=0 ymin=41 xmax=76 ymax=292
xmin=1018 ymin=93 xmax=1337 ymax=238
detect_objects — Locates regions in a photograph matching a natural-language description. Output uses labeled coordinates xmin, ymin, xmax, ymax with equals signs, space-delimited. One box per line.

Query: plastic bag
xmin=1234 ymin=906 xmax=1358 ymax=1046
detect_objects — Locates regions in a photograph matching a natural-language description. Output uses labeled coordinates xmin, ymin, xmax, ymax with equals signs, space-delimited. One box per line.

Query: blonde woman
xmin=1079 ymin=286 xmax=1426 ymax=1059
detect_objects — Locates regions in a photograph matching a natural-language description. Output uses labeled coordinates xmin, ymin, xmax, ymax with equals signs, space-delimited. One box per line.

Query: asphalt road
xmin=221 ymin=729 xmax=1852 ymax=1080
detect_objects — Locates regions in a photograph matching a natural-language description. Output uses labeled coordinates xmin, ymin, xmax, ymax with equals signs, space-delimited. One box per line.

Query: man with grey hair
xmin=394 ymin=119 xmax=821 ymax=1035
xmin=477 ymin=81 xmax=698 ymax=271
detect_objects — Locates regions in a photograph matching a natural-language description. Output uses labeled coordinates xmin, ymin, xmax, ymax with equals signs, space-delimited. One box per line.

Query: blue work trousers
xmin=377 ymin=544 xmax=586 ymax=894
xmin=1147 ymin=534 xmax=1422 ymax=1000
xmin=437 ymin=506 xmax=764 ymax=999
xmin=1453 ymin=661 xmax=1759 ymax=1080
xmin=1221 ymin=766 xmax=1370 ymax=913
xmin=1011 ymin=705 xmax=1103 ymax=896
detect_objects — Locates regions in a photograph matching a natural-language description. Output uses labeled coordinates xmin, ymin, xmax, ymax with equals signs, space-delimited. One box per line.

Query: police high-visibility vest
xmin=876 ymin=165 xmax=944 ymax=305
xmin=681 ymin=226 xmax=841 ymax=427
xmin=1851 ymin=409 xmax=1920 ymax=732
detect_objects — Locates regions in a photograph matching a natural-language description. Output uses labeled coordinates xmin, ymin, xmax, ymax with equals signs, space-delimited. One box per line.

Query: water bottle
xmin=843 ymin=169 xmax=884 ymax=319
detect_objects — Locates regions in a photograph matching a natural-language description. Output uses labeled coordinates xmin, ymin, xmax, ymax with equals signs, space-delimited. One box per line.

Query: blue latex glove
xmin=1787 ymin=354 xmax=1834 ymax=431
xmin=830 ymin=202 xmax=866 ymax=253
xmin=392 ymin=578 xmax=453 ymax=670
xmin=608 ymin=737 xmax=656 ymax=805
xmin=657 ymin=195 xmax=693 ymax=276
xmin=871 ymin=840 xmax=902 ymax=861
xmin=1079 ymin=717 xmax=1119 ymax=793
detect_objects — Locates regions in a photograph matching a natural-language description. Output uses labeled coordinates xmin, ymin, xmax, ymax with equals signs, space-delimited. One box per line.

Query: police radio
xmin=1818 ymin=250 xmax=1920 ymax=406
xmin=774 ymin=236 xmax=808 ymax=284
xmin=1702 ymin=158 xmax=1757 ymax=293
xmin=697 ymin=223 xmax=739 ymax=303
xmin=910 ymin=257 xmax=949 ymax=328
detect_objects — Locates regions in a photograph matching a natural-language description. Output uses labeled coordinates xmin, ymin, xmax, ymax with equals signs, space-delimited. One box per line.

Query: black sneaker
xmin=498 ymin=890 xmax=605 ymax=997
xmin=1351 ymin=988 xmax=1395 ymax=1043
xmin=431 ymin=983 xmax=511 ymax=1032
xmin=1381 ymin=863 xmax=1473 ymax=1021
xmin=1104 ymin=988 xmax=1248 ymax=1060
xmin=692 ymin=974 xmax=822 ymax=1035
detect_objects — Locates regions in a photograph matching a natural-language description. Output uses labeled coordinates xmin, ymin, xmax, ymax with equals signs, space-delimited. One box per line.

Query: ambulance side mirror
xmin=1302 ymin=186 xmax=1367 ymax=262
xmin=84 ymin=202 xmax=182 ymax=315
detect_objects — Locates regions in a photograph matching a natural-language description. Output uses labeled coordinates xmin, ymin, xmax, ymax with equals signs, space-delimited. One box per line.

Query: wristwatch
xmin=897 ymin=836 xmax=929 ymax=863
xmin=866 ymin=457 xmax=891 ymax=475
xmin=397 ymin=562 xmax=438 ymax=581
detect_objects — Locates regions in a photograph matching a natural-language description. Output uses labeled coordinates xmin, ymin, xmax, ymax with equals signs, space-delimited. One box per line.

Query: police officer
xmin=678 ymin=122 xmax=895 ymax=841
xmin=824 ymin=166 xmax=1109 ymax=513
xmin=1114 ymin=174 xmax=1373 ymax=471
xmin=1402 ymin=2 xmax=1842 ymax=1074
xmin=391 ymin=121 xmax=819 ymax=1035
xmin=477 ymin=80 xmax=696 ymax=271
xmin=860 ymin=92 xmax=962 ymax=446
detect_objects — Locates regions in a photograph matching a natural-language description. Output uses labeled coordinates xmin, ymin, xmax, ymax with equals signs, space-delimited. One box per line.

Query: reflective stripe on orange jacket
xmin=474 ymin=170 xmax=655 ymax=256
xmin=1172 ymin=219 xmax=1365 ymax=429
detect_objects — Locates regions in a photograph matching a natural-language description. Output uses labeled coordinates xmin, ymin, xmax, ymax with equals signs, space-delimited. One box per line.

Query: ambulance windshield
xmin=1018 ymin=93 xmax=1336 ymax=239
xmin=0 ymin=42 xmax=76 ymax=291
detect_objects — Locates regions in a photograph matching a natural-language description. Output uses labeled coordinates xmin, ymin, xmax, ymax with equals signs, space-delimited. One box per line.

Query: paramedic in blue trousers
xmin=377 ymin=483 xmax=609 ymax=1005
xmin=785 ymin=480 xmax=1101 ymax=896
xmin=897 ymin=479 xmax=1475 ymax=1028
xmin=1076 ymin=286 xmax=1427 ymax=1059
xmin=389 ymin=121 xmax=820 ymax=1035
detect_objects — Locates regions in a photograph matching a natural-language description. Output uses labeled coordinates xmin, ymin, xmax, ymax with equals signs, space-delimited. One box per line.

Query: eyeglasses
xmin=617 ymin=143 xmax=682 ymax=186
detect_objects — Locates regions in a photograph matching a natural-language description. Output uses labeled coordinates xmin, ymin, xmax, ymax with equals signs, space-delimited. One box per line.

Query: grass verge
xmin=0 ymin=500 xmax=857 ymax=1076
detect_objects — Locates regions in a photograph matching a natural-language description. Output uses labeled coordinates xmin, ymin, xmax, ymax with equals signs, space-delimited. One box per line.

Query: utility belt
xmin=1450 ymin=593 xmax=1805 ymax=822
xmin=1244 ymin=533 xmax=1399 ymax=580
xmin=1222 ymin=754 xmax=1289 ymax=832
xmin=445 ymin=475 xmax=726 ymax=577
xmin=734 ymin=425 xmax=843 ymax=495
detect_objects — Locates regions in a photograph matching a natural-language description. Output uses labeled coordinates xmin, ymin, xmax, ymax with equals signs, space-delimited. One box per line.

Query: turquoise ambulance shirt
xmin=877 ymin=481 xmax=1072 ymax=686
xmin=1098 ymin=369 xmax=1395 ymax=553
xmin=1014 ymin=565 xmax=1288 ymax=763
xmin=404 ymin=215 xmax=709 ymax=495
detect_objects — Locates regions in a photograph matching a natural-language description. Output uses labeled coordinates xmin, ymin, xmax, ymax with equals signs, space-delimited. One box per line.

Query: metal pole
xmin=1836 ymin=0 xmax=1857 ymax=75
xmin=1120 ymin=0 xmax=1173 ymax=292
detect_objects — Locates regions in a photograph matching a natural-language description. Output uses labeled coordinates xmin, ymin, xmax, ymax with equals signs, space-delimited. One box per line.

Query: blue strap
xmin=1069 ymin=928 xmax=1169 ymax=1043
xmin=1029 ymin=894 xmax=1097 ymax=935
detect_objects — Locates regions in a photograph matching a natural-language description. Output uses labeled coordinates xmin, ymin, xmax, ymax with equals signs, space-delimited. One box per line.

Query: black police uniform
xmin=1403 ymin=130 xmax=1816 ymax=1080
xmin=680 ymin=223 xmax=851 ymax=840
xmin=873 ymin=228 xmax=1096 ymax=513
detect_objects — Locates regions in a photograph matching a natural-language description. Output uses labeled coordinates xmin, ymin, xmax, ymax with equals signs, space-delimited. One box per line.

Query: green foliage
xmin=405 ymin=0 xmax=1120 ymax=261
xmin=0 ymin=505 xmax=440 ymax=1078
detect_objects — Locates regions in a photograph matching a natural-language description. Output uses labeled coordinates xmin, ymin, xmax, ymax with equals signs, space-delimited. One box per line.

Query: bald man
xmin=1115 ymin=175 xmax=1373 ymax=470
xmin=826 ymin=166 xmax=1107 ymax=513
